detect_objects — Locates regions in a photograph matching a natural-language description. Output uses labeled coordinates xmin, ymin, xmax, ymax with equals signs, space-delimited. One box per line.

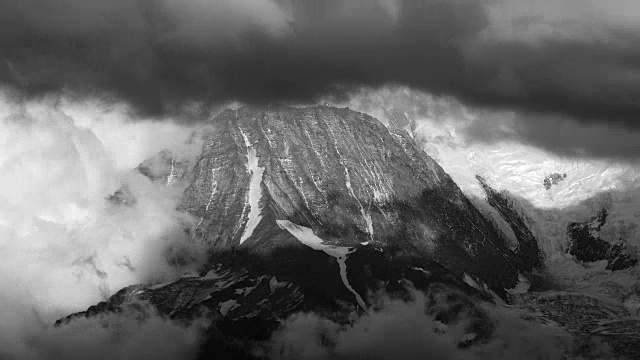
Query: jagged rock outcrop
xmin=476 ymin=175 xmax=544 ymax=271
xmin=567 ymin=209 xmax=638 ymax=271
xmin=137 ymin=149 xmax=192 ymax=186
xmin=543 ymin=173 xmax=567 ymax=190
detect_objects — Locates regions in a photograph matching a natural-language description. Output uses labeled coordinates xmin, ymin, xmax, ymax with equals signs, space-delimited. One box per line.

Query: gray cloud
xmin=462 ymin=110 xmax=640 ymax=161
xmin=268 ymin=288 xmax=611 ymax=360
xmin=3 ymin=303 xmax=207 ymax=360
xmin=0 ymin=96 xmax=208 ymax=359
xmin=2 ymin=0 xmax=640 ymax=131
xmin=343 ymin=86 xmax=640 ymax=161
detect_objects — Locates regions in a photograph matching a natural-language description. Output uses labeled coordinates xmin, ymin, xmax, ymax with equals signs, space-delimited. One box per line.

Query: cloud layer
xmin=0 ymin=93 xmax=206 ymax=358
xmin=269 ymin=289 xmax=611 ymax=360
xmin=2 ymin=0 xmax=640 ymax=130
xmin=344 ymin=86 xmax=640 ymax=161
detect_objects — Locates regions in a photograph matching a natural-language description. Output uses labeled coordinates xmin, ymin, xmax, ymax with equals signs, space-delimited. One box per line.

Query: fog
xmin=0 ymin=92 xmax=208 ymax=359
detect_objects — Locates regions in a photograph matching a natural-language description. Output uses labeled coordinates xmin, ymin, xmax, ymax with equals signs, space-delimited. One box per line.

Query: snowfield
xmin=409 ymin=114 xmax=640 ymax=297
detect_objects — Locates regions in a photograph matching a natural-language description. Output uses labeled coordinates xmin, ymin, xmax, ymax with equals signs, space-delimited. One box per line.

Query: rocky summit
xmin=59 ymin=105 xmax=548 ymax=358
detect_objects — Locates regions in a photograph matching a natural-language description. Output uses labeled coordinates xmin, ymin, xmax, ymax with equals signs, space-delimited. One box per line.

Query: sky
xmin=0 ymin=0 xmax=639 ymax=359
xmin=1 ymin=0 xmax=639 ymax=159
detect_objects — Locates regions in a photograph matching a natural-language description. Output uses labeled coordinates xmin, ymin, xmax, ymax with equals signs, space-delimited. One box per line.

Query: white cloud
xmin=0 ymin=92 xmax=207 ymax=358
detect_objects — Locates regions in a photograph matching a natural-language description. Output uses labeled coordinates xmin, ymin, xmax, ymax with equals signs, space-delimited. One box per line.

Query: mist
xmin=0 ymin=92 xmax=208 ymax=358
xmin=268 ymin=288 xmax=611 ymax=360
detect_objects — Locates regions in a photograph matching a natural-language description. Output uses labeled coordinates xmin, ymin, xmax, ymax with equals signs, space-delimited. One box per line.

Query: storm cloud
xmin=2 ymin=0 xmax=640 ymax=128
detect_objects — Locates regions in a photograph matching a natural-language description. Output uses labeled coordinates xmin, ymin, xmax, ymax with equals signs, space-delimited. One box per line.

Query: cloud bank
xmin=344 ymin=86 xmax=640 ymax=161
xmin=1 ymin=304 xmax=207 ymax=360
xmin=0 ymin=93 xmax=207 ymax=358
xmin=269 ymin=289 xmax=611 ymax=360
xmin=1 ymin=0 xmax=640 ymax=131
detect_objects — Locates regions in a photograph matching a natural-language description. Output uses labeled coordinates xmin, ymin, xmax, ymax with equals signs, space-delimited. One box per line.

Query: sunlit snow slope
xmin=394 ymin=107 xmax=640 ymax=297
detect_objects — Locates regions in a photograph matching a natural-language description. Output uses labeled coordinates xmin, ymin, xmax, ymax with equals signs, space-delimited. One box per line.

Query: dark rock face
xmin=543 ymin=173 xmax=566 ymax=190
xmin=567 ymin=209 xmax=638 ymax=271
xmin=476 ymin=176 xmax=544 ymax=271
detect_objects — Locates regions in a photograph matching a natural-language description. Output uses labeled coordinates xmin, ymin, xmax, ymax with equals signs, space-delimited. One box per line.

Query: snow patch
xmin=403 ymin=124 xmax=414 ymax=138
xmin=201 ymin=269 xmax=222 ymax=281
xmin=336 ymin=253 xmax=367 ymax=310
xmin=276 ymin=219 xmax=367 ymax=310
xmin=269 ymin=276 xmax=287 ymax=292
xmin=219 ymin=299 xmax=239 ymax=316
xmin=239 ymin=129 xmax=265 ymax=244
xmin=410 ymin=266 xmax=431 ymax=276
xmin=167 ymin=158 xmax=176 ymax=185
xmin=508 ymin=274 xmax=531 ymax=294
xmin=373 ymin=189 xmax=387 ymax=202
xmin=463 ymin=273 xmax=505 ymax=302
xmin=463 ymin=273 xmax=481 ymax=290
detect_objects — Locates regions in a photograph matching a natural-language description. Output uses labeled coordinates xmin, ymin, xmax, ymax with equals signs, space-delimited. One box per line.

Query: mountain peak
xmin=179 ymin=105 xmax=534 ymax=298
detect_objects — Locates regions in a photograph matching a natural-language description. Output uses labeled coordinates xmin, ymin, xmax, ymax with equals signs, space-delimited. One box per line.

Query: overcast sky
xmin=1 ymin=0 xmax=640 ymax=134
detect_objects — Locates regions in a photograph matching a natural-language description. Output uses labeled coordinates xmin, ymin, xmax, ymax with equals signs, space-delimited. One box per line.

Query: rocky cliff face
xmin=476 ymin=175 xmax=544 ymax=272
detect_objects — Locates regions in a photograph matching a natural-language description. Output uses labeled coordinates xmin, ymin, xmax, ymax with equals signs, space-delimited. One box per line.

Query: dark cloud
xmin=15 ymin=303 xmax=207 ymax=360
xmin=2 ymin=0 xmax=639 ymax=128
xmin=343 ymin=86 xmax=640 ymax=161
xmin=464 ymin=110 xmax=640 ymax=161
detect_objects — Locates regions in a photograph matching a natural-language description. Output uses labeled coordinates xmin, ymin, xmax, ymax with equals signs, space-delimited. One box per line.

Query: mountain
xmin=57 ymin=105 xmax=543 ymax=356
xmin=179 ymin=105 xmax=536 ymax=294
xmin=58 ymin=105 xmax=640 ymax=359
